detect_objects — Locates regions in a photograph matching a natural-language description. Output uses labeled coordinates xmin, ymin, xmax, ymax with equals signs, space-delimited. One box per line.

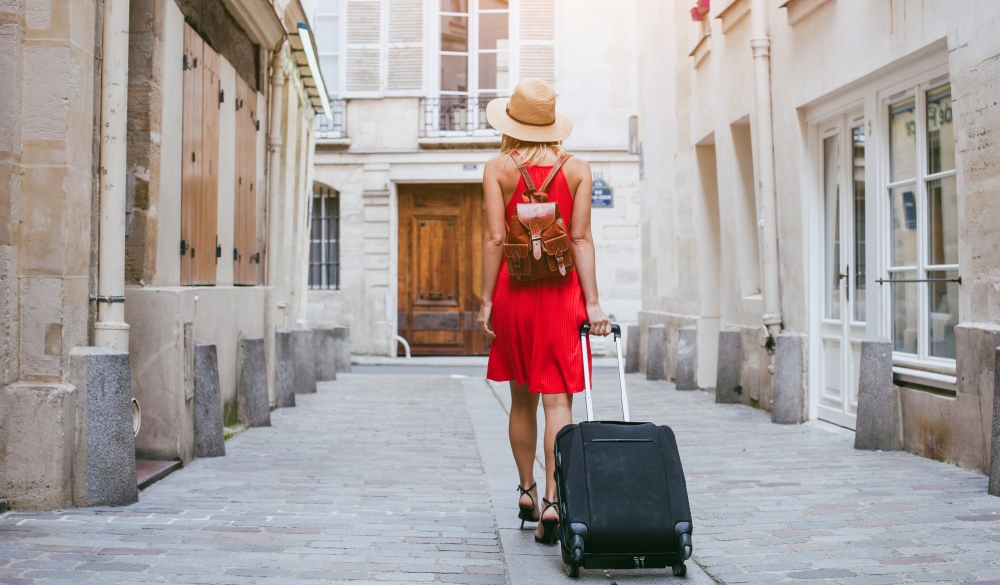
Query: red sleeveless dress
xmin=486 ymin=161 xmax=591 ymax=394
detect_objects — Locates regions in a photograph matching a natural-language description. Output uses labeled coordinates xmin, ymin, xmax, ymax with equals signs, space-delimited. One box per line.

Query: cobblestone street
xmin=2 ymin=368 xmax=1000 ymax=584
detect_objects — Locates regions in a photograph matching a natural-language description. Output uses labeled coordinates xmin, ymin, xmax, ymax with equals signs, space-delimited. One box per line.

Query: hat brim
xmin=486 ymin=97 xmax=573 ymax=143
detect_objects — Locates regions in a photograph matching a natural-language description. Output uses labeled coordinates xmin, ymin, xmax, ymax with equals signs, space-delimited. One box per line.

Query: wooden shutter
xmin=180 ymin=24 xmax=202 ymax=285
xmin=519 ymin=0 xmax=556 ymax=84
xmin=345 ymin=0 xmax=382 ymax=94
xmin=387 ymin=0 xmax=424 ymax=92
xmin=198 ymin=40 xmax=220 ymax=285
xmin=233 ymin=74 xmax=259 ymax=285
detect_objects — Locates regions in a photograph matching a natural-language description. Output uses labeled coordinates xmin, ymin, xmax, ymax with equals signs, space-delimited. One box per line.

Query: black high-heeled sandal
xmin=516 ymin=483 xmax=539 ymax=529
xmin=534 ymin=498 xmax=559 ymax=545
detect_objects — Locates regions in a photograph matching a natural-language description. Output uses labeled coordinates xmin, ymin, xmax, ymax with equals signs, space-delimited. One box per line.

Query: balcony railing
xmin=419 ymin=96 xmax=501 ymax=138
xmin=315 ymin=99 xmax=347 ymax=140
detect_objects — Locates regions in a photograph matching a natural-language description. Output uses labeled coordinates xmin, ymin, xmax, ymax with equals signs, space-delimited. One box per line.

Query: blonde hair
xmin=500 ymin=135 xmax=565 ymax=166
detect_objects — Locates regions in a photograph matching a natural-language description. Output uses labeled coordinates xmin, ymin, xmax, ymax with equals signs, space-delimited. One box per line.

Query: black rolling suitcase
xmin=554 ymin=323 xmax=693 ymax=578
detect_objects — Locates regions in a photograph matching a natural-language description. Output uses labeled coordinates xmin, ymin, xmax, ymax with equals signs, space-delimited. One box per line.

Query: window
xmin=436 ymin=0 xmax=509 ymax=132
xmin=314 ymin=2 xmax=340 ymax=97
xmin=309 ymin=185 xmax=340 ymax=290
xmin=884 ymin=79 xmax=958 ymax=361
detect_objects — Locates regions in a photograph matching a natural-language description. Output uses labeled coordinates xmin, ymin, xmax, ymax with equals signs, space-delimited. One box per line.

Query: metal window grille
xmin=315 ymin=100 xmax=347 ymax=140
xmin=309 ymin=185 xmax=340 ymax=290
xmin=418 ymin=95 xmax=499 ymax=137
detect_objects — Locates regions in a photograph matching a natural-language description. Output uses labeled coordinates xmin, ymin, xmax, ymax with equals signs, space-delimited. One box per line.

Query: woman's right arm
xmin=479 ymin=157 xmax=507 ymax=339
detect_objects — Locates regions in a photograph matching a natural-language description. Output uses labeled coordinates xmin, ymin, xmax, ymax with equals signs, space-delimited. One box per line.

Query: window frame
xmin=876 ymin=66 xmax=958 ymax=371
xmin=430 ymin=0 xmax=512 ymax=136
xmin=308 ymin=185 xmax=341 ymax=291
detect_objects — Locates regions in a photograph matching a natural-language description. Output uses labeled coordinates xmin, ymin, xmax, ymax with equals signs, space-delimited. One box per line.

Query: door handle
xmin=839 ymin=265 xmax=850 ymax=302
xmin=427 ymin=291 xmax=446 ymax=300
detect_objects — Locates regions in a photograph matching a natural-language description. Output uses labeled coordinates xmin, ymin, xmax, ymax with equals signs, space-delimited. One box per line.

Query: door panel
xmin=816 ymin=116 xmax=867 ymax=430
xmin=398 ymin=184 xmax=490 ymax=355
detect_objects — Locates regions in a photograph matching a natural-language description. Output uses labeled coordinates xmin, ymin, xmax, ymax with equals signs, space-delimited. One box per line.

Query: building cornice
xmin=219 ymin=0 xmax=285 ymax=50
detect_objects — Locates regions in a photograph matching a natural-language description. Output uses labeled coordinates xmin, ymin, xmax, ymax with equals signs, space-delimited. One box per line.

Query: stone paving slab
xmin=572 ymin=370 xmax=1000 ymax=584
xmin=0 ymin=375 xmax=506 ymax=585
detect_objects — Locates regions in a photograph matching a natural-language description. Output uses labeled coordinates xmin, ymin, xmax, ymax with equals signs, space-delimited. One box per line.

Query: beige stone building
xmin=636 ymin=0 xmax=1000 ymax=470
xmin=303 ymin=0 xmax=642 ymax=357
xmin=0 ymin=0 xmax=325 ymax=509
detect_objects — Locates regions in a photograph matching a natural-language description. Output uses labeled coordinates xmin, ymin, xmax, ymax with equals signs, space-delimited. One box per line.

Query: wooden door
xmin=398 ymin=184 xmax=490 ymax=356
xmin=233 ymin=73 xmax=259 ymax=285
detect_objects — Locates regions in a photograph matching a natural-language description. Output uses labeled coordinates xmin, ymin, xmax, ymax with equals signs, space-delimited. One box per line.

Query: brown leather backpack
xmin=504 ymin=152 xmax=575 ymax=281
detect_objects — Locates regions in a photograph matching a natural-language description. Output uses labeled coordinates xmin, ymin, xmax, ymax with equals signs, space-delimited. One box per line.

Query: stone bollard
xmin=291 ymin=329 xmax=317 ymax=394
xmin=772 ymin=332 xmax=806 ymax=424
xmin=675 ymin=326 xmax=698 ymax=390
xmin=333 ymin=325 xmax=352 ymax=373
xmin=237 ymin=336 xmax=271 ymax=427
xmin=646 ymin=324 xmax=666 ymax=381
xmin=625 ymin=324 xmax=639 ymax=373
xmin=274 ymin=330 xmax=295 ymax=407
xmin=854 ymin=338 xmax=902 ymax=451
xmin=68 ymin=347 xmax=138 ymax=507
xmin=314 ymin=327 xmax=338 ymax=382
xmin=194 ymin=342 xmax=225 ymax=457
xmin=989 ymin=347 xmax=1000 ymax=496
xmin=716 ymin=328 xmax=743 ymax=404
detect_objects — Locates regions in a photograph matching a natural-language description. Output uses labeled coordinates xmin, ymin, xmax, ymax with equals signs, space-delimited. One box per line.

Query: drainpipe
xmin=750 ymin=0 xmax=782 ymax=338
xmin=265 ymin=46 xmax=286 ymax=293
xmin=94 ymin=0 xmax=131 ymax=351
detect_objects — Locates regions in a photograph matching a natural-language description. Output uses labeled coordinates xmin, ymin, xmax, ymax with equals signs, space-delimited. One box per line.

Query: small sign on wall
xmin=591 ymin=172 xmax=613 ymax=208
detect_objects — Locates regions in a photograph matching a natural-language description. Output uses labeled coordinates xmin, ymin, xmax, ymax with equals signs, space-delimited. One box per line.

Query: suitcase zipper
xmin=591 ymin=438 xmax=653 ymax=443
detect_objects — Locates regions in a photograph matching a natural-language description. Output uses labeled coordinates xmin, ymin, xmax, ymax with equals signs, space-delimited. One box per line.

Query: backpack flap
xmin=516 ymin=202 xmax=557 ymax=260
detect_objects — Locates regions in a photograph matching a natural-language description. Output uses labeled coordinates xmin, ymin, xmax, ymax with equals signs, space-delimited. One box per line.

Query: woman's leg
xmin=509 ymin=381 xmax=540 ymax=514
xmin=538 ymin=392 xmax=573 ymax=536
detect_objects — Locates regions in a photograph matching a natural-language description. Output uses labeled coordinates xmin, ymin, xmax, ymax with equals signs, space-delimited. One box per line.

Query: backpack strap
xmin=509 ymin=152 xmax=536 ymax=191
xmin=538 ymin=153 xmax=572 ymax=193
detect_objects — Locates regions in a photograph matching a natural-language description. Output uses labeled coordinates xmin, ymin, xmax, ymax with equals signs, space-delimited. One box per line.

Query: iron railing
xmin=418 ymin=96 xmax=501 ymax=138
xmin=315 ymin=99 xmax=347 ymax=140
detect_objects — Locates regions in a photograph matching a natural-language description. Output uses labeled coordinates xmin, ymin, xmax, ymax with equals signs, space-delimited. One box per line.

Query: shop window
xmin=309 ymin=185 xmax=340 ymax=290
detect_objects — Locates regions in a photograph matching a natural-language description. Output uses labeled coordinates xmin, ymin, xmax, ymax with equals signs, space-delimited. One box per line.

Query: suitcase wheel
xmin=566 ymin=563 xmax=580 ymax=578
xmin=672 ymin=563 xmax=686 ymax=577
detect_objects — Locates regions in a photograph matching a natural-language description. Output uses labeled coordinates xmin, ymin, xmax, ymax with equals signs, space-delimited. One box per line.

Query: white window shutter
xmin=345 ymin=0 xmax=383 ymax=94
xmin=387 ymin=0 xmax=424 ymax=92
xmin=519 ymin=0 xmax=556 ymax=85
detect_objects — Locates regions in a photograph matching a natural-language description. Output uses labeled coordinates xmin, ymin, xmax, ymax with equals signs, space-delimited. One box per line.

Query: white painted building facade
xmin=304 ymin=0 xmax=642 ymax=356
xmin=636 ymin=0 xmax=1000 ymax=471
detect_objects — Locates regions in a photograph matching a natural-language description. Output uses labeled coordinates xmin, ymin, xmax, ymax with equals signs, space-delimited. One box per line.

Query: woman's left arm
xmin=569 ymin=160 xmax=612 ymax=337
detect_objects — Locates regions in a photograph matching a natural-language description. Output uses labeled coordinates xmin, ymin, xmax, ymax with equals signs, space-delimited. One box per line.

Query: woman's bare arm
xmin=568 ymin=159 xmax=611 ymax=336
xmin=479 ymin=156 xmax=508 ymax=339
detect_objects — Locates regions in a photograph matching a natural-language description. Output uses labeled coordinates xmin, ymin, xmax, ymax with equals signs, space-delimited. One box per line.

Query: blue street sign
xmin=591 ymin=178 xmax=613 ymax=208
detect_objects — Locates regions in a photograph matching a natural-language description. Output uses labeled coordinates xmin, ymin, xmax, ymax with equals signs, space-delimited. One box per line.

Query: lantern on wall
xmin=690 ymin=0 xmax=710 ymax=21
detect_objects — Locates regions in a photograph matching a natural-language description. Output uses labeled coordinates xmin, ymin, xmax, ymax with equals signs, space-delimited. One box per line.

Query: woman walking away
xmin=478 ymin=78 xmax=612 ymax=545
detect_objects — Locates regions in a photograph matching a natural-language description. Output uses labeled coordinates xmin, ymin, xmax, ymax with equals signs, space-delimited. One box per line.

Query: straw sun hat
xmin=486 ymin=78 xmax=573 ymax=143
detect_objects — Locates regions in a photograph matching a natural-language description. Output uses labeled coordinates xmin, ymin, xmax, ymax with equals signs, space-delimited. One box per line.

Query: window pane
xmin=441 ymin=15 xmax=468 ymax=52
xmin=892 ymin=272 xmax=919 ymax=355
xmin=319 ymin=55 xmax=338 ymax=96
xmin=441 ymin=0 xmax=468 ymax=12
xmin=315 ymin=15 xmax=339 ymax=53
xmin=889 ymin=186 xmax=917 ymax=267
xmin=927 ymin=175 xmax=958 ymax=266
xmin=479 ymin=12 xmax=508 ymax=49
xmin=926 ymin=84 xmax=955 ymax=174
xmin=440 ymin=55 xmax=468 ymax=92
xmin=928 ymin=270 xmax=958 ymax=359
xmin=852 ymin=124 xmax=867 ymax=322
xmin=480 ymin=0 xmax=508 ymax=9
xmin=889 ymin=98 xmax=916 ymax=182
xmin=823 ymin=135 xmax=840 ymax=320
xmin=479 ymin=52 xmax=509 ymax=93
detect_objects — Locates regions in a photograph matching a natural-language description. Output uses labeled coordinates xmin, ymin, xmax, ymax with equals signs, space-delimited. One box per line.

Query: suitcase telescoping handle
xmin=579 ymin=323 xmax=630 ymax=423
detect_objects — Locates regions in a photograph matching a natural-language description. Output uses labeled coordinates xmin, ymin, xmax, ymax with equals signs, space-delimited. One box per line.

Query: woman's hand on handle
xmin=479 ymin=302 xmax=496 ymax=339
xmin=586 ymin=303 xmax=611 ymax=337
